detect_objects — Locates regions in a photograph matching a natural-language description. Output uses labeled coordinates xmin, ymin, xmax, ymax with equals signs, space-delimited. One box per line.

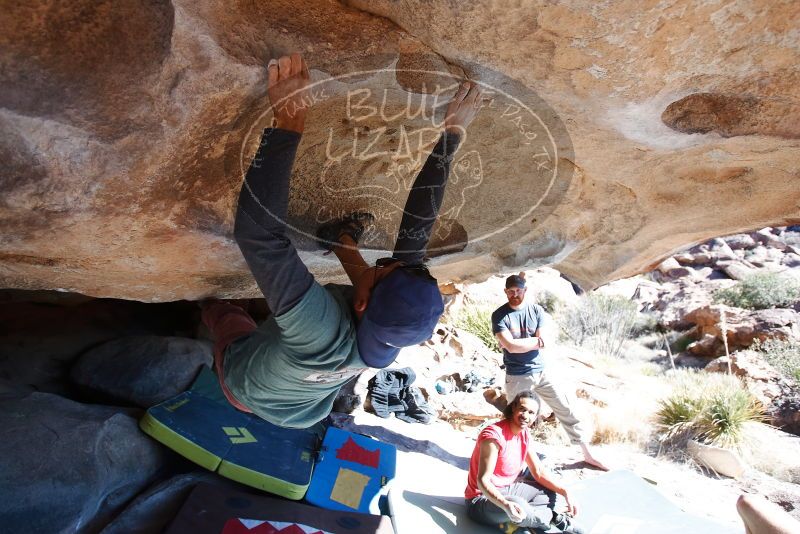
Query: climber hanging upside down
xmin=201 ymin=53 xmax=483 ymax=428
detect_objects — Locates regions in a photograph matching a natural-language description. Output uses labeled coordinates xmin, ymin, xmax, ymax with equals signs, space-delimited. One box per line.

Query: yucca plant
xmin=656 ymin=395 xmax=705 ymax=441
xmin=694 ymin=388 xmax=763 ymax=448
xmin=657 ymin=373 xmax=763 ymax=449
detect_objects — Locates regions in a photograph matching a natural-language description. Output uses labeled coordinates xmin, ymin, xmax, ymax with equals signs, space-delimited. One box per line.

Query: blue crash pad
xmin=306 ymin=426 xmax=397 ymax=514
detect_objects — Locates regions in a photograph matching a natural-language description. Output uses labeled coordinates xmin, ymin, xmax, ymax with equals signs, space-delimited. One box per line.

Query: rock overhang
xmin=1 ymin=0 xmax=798 ymax=301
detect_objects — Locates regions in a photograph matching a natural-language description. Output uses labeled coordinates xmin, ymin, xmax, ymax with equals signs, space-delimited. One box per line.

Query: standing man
xmin=201 ymin=53 xmax=483 ymax=429
xmin=492 ymin=272 xmax=608 ymax=470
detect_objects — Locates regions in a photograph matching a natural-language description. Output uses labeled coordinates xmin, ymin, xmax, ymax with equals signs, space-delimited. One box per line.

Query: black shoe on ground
xmin=315 ymin=212 xmax=375 ymax=251
xmin=550 ymin=513 xmax=585 ymax=534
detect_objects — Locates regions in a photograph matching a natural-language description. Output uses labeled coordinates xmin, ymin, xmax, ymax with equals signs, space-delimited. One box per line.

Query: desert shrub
xmin=533 ymin=290 xmax=563 ymax=314
xmin=713 ymin=272 xmax=800 ymax=310
xmin=656 ymin=372 xmax=763 ymax=448
xmin=557 ymin=293 xmax=638 ymax=358
xmin=455 ymin=306 xmax=501 ymax=353
xmin=529 ymin=419 xmax=569 ymax=446
xmin=753 ymin=338 xmax=800 ymax=383
xmin=632 ymin=312 xmax=659 ymax=337
xmin=670 ymin=334 xmax=694 ymax=354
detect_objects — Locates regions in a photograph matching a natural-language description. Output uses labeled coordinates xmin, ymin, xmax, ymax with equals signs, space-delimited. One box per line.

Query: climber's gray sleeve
xmin=233 ymin=128 xmax=313 ymax=316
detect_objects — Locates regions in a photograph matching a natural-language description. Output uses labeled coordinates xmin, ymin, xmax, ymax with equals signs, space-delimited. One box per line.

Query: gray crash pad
xmin=570 ymin=470 xmax=740 ymax=533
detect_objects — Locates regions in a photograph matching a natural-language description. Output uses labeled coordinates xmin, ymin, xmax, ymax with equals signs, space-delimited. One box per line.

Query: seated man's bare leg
xmin=737 ymin=494 xmax=800 ymax=534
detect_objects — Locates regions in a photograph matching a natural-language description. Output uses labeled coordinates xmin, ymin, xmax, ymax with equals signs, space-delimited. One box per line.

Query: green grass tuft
xmin=455 ymin=305 xmax=502 ymax=353
xmin=752 ymin=338 xmax=800 ymax=384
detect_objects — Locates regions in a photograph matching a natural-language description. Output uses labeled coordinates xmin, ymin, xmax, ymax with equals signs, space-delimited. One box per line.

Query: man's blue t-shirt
xmin=491 ymin=301 xmax=546 ymax=375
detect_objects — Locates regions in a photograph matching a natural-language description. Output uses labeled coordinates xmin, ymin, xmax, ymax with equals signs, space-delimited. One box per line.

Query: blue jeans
xmin=233 ymin=127 xmax=461 ymax=315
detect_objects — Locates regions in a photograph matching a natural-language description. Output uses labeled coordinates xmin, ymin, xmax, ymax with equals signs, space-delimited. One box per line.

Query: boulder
xmin=705 ymin=352 xmax=784 ymax=403
xmin=1 ymin=1 xmax=800 ymax=299
xmin=708 ymin=239 xmax=737 ymax=262
xmin=690 ymin=252 xmax=714 ymax=265
xmin=689 ymin=266 xmax=715 ymax=281
xmin=705 ymin=351 xmax=782 ymax=385
xmin=687 ymin=333 xmax=720 ymax=358
xmin=784 ymin=231 xmax=800 ymax=248
xmin=752 ymin=228 xmax=788 ymax=251
xmin=773 ymin=393 xmax=800 ymax=437
xmin=741 ymin=423 xmax=800 ymax=484
xmin=705 ymin=350 xmax=800 ymax=435
xmin=739 ymin=471 xmax=800 ymax=522
xmin=657 ymin=257 xmax=681 ymax=273
xmin=71 ymin=336 xmax=213 ymax=408
xmin=718 ymin=260 xmax=758 ymax=281
xmin=744 ymin=246 xmax=769 ymax=266
xmin=631 ymin=279 xmax=662 ymax=311
xmin=0 ymin=392 xmax=167 ymax=533
xmin=684 ymin=305 xmax=800 ymax=355
xmin=654 ymin=281 xmax=724 ymax=329
xmin=744 ymin=245 xmax=786 ymax=267
xmin=0 ymin=295 xmax=198 ymax=395
xmin=723 ymin=234 xmax=758 ymax=250
xmin=782 ymin=253 xmax=800 ymax=268
xmin=687 ymin=438 xmax=746 ymax=479
xmin=672 ymin=252 xmax=696 ymax=265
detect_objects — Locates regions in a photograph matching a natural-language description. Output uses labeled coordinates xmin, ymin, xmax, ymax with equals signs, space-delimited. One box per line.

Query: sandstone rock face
xmin=649 ymin=227 xmax=800 ymax=329
xmin=1 ymin=1 xmax=799 ymax=300
xmin=684 ymin=305 xmax=800 ymax=357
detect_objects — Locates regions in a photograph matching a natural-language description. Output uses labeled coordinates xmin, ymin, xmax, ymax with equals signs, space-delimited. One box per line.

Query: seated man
xmin=465 ymin=391 xmax=584 ymax=533
xmin=202 ymin=53 xmax=483 ymax=428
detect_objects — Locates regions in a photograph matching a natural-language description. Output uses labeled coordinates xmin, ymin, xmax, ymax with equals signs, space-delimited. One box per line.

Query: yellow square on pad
xmin=329 ymin=467 xmax=371 ymax=509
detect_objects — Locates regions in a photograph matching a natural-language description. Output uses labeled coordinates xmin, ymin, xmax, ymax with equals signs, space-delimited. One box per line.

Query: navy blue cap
xmin=505 ymin=274 xmax=526 ymax=289
xmin=356 ymin=268 xmax=444 ymax=368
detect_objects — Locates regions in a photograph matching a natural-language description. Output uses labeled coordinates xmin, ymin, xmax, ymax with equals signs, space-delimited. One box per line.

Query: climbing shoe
xmin=315 ymin=212 xmax=375 ymax=251
xmin=550 ymin=513 xmax=585 ymax=534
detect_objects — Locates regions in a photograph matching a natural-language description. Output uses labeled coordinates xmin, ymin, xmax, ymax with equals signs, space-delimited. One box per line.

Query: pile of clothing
xmin=367 ymin=367 xmax=435 ymax=424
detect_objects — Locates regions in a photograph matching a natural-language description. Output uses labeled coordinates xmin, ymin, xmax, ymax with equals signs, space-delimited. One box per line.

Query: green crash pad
xmin=139 ymin=366 xmax=320 ymax=500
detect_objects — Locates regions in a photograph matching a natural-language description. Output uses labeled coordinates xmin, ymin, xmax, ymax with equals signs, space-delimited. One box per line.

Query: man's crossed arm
xmin=495 ymin=329 xmax=545 ymax=354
